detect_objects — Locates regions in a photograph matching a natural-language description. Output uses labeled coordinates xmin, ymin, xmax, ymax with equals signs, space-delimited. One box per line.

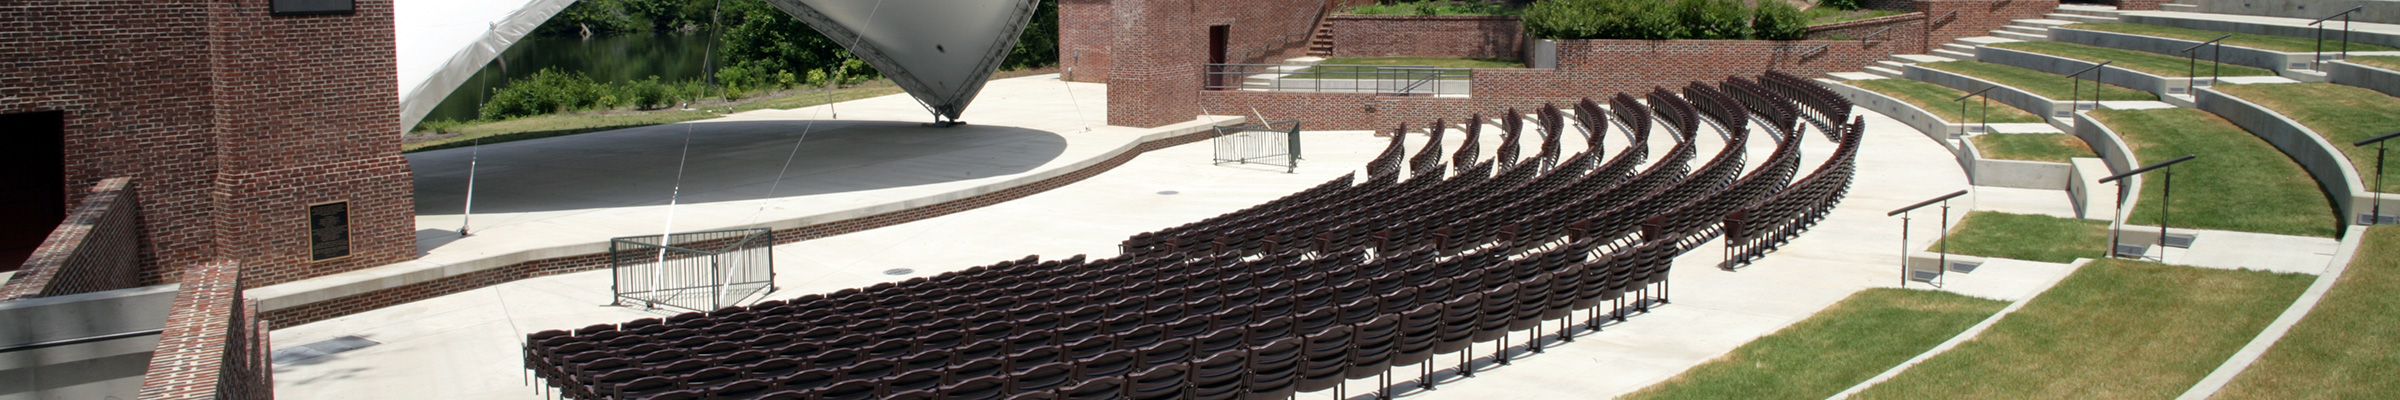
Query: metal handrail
xmin=0 ymin=329 xmax=163 ymax=354
xmin=1204 ymin=63 xmax=1473 ymax=95
xmin=1933 ymin=9 xmax=1959 ymax=25
xmin=1860 ymin=25 xmax=1896 ymax=43
xmin=2180 ymin=33 xmax=2233 ymax=92
xmin=1797 ymin=44 xmax=1830 ymax=58
xmin=1952 ymin=86 xmax=1998 ymax=136
xmin=2066 ymin=60 xmax=2113 ymax=112
xmin=2311 ymin=6 xmax=2366 ymax=66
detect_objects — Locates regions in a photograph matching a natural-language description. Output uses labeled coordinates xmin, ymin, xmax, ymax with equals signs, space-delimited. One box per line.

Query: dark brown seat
xmin=1008 ymin=362 xmax=1075 ymax=394
xmin=1056 ymin=377 xmax=1126 ymax=400
xmin=1125 ymin=364 xmax=1187 ymax=400
xmin=946 ymin=357 xmax=1006 ymax=385
xmin=1071 ymin=349 xmax=1138 ymax=383
xmin=1295 ymin=325 xmax=1354 ymax=397
xmin=1243 ymin=336 xmax=1303 ymax=400
xmin=774 ymin=368 xmax=837 ymax=394
xmin=1185 ymin=351 xmax=1246 ymax=400
xmin=1135 ymin=338 xmax=1194 ymax=370
xmin=1392 ymin=302 xmax=1444 ymax=391
xmin=886 ymin=369 xmax=946 ymax=396
xmin=839 ymin=359 xmax=897 ymax=382
xmin=816 ymin=378 xmax=881 ymax=400
xmin=1348 ymin=313 xmax=1403 ymax=400
xmin=708 ymin=378 xmax=775 ymax=400
xmin=1009 ymin=345 xmax=1066 ymax=373
xmin=937 ymin=376 xmax=1007 ymax=400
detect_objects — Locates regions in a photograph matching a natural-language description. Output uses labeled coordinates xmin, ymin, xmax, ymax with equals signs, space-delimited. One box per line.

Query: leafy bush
xmin=1527 ymin=0 xmax=1818 ymax=41
xmin=1676 ymin=0 xmax=1752 ymax=39
xmin=481 ymin=67 xmax=614 ymax=120
xmin=1819 ymin=0 xmax=1864 ymax=11
xmin=1752 ymin=0 xmax=1809 ymax=40
xmin=412 ymin=118 xmax=465 ymax=134
xmin=623 ymin=76 xmax=676 ymax=110
xmin=1346 ymin=0 xmax=1520 ymax=16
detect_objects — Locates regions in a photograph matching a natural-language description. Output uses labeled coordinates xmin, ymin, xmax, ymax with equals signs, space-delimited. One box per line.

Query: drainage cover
xmin=1157 ymin=191 xmax=1179 ymax=195
xmin=884 ymin=268 xmax=915 ymax=276
xmin=271 ymin=335 xmax=380 ymax=365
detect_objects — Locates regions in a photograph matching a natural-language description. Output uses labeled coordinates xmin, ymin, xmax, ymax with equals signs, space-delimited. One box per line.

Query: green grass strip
xmin=2092 ymin=108 xmax=2340 ymax=237
xmin=1849 ymin=78 xmax=2045 ymax=124
xmin=1931 ymin=211 xmax=2109 ymax=263
xmin=1991 ymin=41 xmax=2277 ymax=77
xmin=2062 ymin=23 xmax=2398 ymax=53
xmin=2215 ymin=83 xmax=2400 ymax=193
xmin=1804 ymin=7 xmax=1906 ymax=26
xmin=1623 ymin=289 xmax=2006 ymax=400
xmin=2346 ymin=56 xmax=2400 ymax=72
xmin=1854 ymin=259 xmax=2313 ymax=400
xmin=1970 ymin=133 xmax=2097 ymax=163
xmin=1921 ymin=61 xmax=2158 ymax=101
xmin=2219 ymin=227 xmax=2400 ymax=399
xmin=404 ymin=84 xmax=906 ymax=153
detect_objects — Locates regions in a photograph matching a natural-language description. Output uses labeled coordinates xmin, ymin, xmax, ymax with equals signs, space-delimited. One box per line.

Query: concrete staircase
xmin=1308 ymin=22 xmax=1335 ymax=57
xmin=1842 ymin=8 xmax=2116 ymax=80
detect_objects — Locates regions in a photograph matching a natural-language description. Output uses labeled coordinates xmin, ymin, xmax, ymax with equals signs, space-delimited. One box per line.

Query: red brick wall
xmin=2105 ymin=0 xmax=2167 ymax=11
xmin=1911 ymin=0 xmax=2061 ymax=46
xmin=200 ymin=0 xmax=416 ymax=287
xmin=0 ymin=177 xmax=144 ymax=300
xmin=1060 ymin=0 xmax=1113 ymax=83
xmin=1327 ymin=15 xmax=1524 ymax=60
xmin=137 ymin=261 xmax=272 ymax=400
xmin=1806 ymin=12 xmax=1931 ymax=54
xmin=0 ymin=1 xmax=416 ymax=287
xmin=1105 ymin=0 xmax=1336 ymax=127
xmin=263 ymin=126 xmax=1227 ymax=327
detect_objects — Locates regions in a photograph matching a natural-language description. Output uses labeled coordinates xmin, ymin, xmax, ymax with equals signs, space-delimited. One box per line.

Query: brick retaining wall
xmin=1326 ymin=15 xmax=1523 ymax=60
xmin=136 ymin=261 xmax=270 ymax=400
xmin=1807 ymin=12 xmax=1931 ymax=54
xmin=1 ymin=177 xmax=145 ymax=300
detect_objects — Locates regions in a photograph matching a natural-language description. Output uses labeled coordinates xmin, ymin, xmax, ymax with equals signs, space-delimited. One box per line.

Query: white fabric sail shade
xmin=761 ymin=0 xmax=1043 ymax=122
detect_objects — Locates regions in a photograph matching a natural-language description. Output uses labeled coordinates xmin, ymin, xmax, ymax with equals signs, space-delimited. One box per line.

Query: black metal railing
xmin=2181 ymin=33 xmax=2232 ymax=93
xmin=2312 ymin=6 xmax=2366 ymax=67
xmin=1204 ymin=63 xmax=1473 ymax=96
xmin=611 ymin=228 xmax=776 ymax=312
xmin=1213 ymin=119 xmax=1304 ymax=173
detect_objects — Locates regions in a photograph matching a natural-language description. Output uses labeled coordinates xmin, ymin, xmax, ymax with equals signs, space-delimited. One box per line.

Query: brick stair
xmin=1307 ymin=22 xmax=1334 ymax=57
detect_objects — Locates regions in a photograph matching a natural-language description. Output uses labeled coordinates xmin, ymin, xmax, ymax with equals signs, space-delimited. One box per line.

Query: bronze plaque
xmin=309 ymin=201 xmax=351 ymax=262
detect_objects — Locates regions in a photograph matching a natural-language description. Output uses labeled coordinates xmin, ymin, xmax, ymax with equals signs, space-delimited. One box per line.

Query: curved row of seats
xmin=525 ymin=73 xmax=1868 ymax=400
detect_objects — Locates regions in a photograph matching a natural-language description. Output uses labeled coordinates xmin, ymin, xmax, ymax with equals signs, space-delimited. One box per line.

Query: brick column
xmin=137 ymin=261 xmax=272 ymax=400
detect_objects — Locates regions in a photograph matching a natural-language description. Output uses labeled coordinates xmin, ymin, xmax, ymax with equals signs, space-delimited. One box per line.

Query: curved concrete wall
xmin=2181 ymin=0 xmax=2400 ymax=26
xmin=2328 ymin=60 xmax=2400 ymax=99
xmin=1979 ymin=46 xmax=2193 ymax=96
xmin=1961 ymin=138 xmax=2077 ymax=189
xmin=1903 ymin=64 xmax=2075 ymax=127
xmin=1822 ymin=79 xmax=1968 ymax=151
xmin=2073 ymin=111 xmax=2146 ymax=223
xmin=2049 ymin=27 xmax=2321 ymax=78
xmin=2195 ymin=87 xmax=2371 ymax=223
xmin=2122 ymin=12 xmax=2400 ymax=49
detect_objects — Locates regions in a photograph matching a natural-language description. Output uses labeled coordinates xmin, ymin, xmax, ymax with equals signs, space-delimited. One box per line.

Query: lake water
xmin=424 ymin=31 xmax=718 ymax=123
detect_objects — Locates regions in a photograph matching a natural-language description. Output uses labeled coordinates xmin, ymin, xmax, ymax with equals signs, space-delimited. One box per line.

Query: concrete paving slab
xmin=1985 ymin=123 xmax=2064 ymax=133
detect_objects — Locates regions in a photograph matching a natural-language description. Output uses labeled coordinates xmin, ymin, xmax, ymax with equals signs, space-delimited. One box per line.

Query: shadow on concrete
xmin=406 ymin=119 xmax=1069 ymax=215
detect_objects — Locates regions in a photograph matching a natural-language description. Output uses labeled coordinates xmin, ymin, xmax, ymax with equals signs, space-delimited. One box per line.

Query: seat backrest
xmin=817 ymin=378 xmax=882 ymax=400
xmin=938 ymin=375 xmax=1007 ymax=400
xmin=886 ymin=368 xmax=946 ymax=395
xmin=1137 ymin=338 xmax=1194 ymax=368
xmin=1009 ymin=362 xmax=1075 ymax=393
xmin=1057 ymin=377 xmax=1126 ymax=400
xmin=946 ymin=357 xmax=1006 ymax=385
xmin=775 ymin=368 xmax=837 ymax=392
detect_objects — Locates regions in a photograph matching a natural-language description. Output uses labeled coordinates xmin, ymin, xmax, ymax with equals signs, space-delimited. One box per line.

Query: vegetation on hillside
xmin=1343 ymin=0 xmax=1521 ymax=16
xmin=1524 ymin=0 xmax=1809 ymax=40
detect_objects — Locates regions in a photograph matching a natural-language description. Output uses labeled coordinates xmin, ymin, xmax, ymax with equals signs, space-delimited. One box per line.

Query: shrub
xmin=1819 ymin=0 xmax=1863 ymax=10
xmin=1752 ymin=0 xmax=1808 ymax=40
xmin=624 ymin=76 xmax=675 ymax=110
xmin=480 ymin=67 xmax=612 ymax=120
xmin=1676 ymin=0 xmax=1752 ymax=40
xmin=1346 ymin=0 xmax=1518 ymax=16
xmin=412 ymin=118 xmax=465 ymax=133
xmin=1527 ymin=0 xmax=1682 ymax=40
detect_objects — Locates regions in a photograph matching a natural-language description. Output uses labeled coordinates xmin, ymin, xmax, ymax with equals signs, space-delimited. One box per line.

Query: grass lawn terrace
xmin=1847 ymin=78 xmax=2046 ymax=124
xmin=1989 ymin=41 xmax=2276 ymax=77
xmin=1969 ymin=134 xmax=2096 ymax=163
xmin=1931 ymin=211 xmax=2109 ymax=263
xmin=2091 ymin=108 xmax=2340 ymax=237
xmin=1853 ymin=259 xmax=2312 ymax=400
xmin=2060 ymin=23 xmax=2398 ymax=53
xmin=2218 ymin=227 xmax=2400 ymax=399
xmin=2214 ymin=83 xmax=2400 ymax=193
xmin=1621 ymin=289 xmax=2006 ymax=400
xmin=1920 ymin=61 xmax=2157 ymax=102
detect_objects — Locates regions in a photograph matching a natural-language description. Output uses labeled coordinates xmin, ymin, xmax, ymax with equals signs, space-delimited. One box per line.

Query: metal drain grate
xmin=1157 ymin=191 xmax=1179 ymax=195
xmin=884 ymin=268 xmax=915 ymax=276
xmin=271 ymin=335 xmax=380 ymax=365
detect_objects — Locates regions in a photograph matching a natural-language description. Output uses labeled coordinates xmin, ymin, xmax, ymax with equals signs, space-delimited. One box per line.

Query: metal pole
xmin=2376 ymin=142 xmax=2387 ymax=224
xmin=1938 ymin=200 xmax=1951 ymax=284
xmin=2213 ymin=42 xmax=2223 ymax=87
xmin=1900 ymin=213 xmax=1910 ymax=287
xmin=2110 ymin=181 xmax=2125 ymax=258
xmin=1981 ymin=95 xmax=1990 ymax=134
xmin=2161 ymin=167 xmax=2173 ymax=255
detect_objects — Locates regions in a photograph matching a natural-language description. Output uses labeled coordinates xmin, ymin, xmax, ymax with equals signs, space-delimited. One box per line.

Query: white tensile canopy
xmin=761 ymin=0 xmax=1042 ymax=123
xmin=394 ymin=0 xmax=572 ymax=134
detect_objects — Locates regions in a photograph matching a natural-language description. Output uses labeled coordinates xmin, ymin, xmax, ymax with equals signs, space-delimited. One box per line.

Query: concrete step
xmin=1875 ymin=60 xmax=1910 ymax=70
xmin=2005 ymin=25 xmax=2052 ymax=35
xmin=1933 ymin=48 xmax=1979 ymax=60
xmin=1829 ymin=71 xmax=1887 ymax=81
xmin=2047 ymin=13 xmax=2117 ymax=23
xmin=2055 ymin=4 xmax=2120 ymax=17
xmin=1994 ymin=30 xmax=2049 ymax=41
xmin=1892 ymin=54 xmax=1956 ymax=64
xmin=1957 ymin=36 xmax=2022 ymax=46
xmin=2014 ymin=19 xmax=2079 ymax=27
xmin=1942 ymin=43 xmax=1979 ymax=52
xmin=1866 ymin=66 xmax=1905 ymax=78
xmin=2160 ymin=3 xmax=2198 ymax=12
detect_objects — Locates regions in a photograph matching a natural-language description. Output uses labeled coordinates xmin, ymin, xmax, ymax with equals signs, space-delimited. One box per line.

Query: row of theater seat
xmin=526 ymin=73 xmax=1867 ymax=399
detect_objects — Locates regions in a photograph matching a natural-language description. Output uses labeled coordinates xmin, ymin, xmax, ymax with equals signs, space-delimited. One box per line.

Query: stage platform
xmin=249 ymin=75 xmax=1239 ymax=315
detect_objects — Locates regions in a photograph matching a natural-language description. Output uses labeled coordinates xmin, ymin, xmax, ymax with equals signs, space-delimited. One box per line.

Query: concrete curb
xmin=2175 ymin=225 xmax=2371 ymax=400
xmin=1902 ymin=64 xmax=2080 ymax=130
xmin=2048 ymin=27 xmax=2326 ymax=80
xmin=1978 ymin=45 xmax=2197 ymax=97
xmin=2192 ymin=87 xmax=2379 ymax=225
